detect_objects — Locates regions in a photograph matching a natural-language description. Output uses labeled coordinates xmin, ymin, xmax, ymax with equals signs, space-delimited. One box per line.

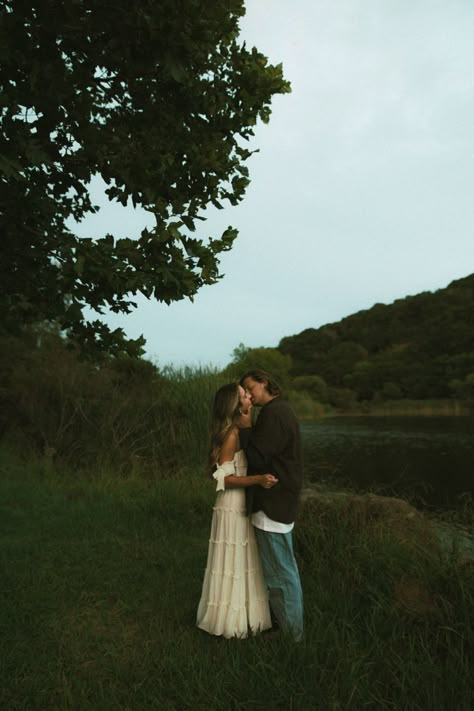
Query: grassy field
xmin=1 ymin=451 xmax=473 ymax=710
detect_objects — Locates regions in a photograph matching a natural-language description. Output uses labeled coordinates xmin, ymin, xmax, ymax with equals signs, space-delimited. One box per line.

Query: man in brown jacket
xmin=239 ymin=369 xmax=304 ymax=642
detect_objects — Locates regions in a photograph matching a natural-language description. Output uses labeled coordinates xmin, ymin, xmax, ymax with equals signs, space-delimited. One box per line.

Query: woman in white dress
xmin=196 ymin=383 xmax=277 ymax=638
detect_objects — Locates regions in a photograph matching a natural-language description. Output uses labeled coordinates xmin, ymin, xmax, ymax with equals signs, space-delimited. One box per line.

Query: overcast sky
xmin=74 ymin=0 xmax=474 ymax=369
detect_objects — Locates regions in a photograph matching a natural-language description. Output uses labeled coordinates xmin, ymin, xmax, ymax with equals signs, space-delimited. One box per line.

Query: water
xmin=301 ymin=416 xmax=474 ymax=510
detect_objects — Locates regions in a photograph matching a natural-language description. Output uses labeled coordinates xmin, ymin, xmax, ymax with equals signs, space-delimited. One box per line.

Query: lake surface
xmin=301 ymin=416 xmax=474 ymax=511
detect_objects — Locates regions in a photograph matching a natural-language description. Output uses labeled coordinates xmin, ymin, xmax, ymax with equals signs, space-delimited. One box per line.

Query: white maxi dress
xmin=196 ymin=449 xmax=272 ymax=638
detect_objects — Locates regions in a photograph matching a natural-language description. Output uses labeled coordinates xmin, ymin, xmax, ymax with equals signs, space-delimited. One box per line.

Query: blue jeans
xmin=254 ymin=527 xmax=304 ymax=642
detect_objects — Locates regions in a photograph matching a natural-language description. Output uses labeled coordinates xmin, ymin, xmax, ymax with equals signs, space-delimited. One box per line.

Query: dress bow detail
xmin=212 ymin=460 xmax=236 ymax=492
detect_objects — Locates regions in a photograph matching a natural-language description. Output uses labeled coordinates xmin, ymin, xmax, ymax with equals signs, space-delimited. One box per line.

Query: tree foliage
xmin=0 ymin=0 xmax=290 ymax=354
xmin=224 ymin=342 xmax=292 ymax=388
xmin=279 ymin=274 xmax=474 ymax=403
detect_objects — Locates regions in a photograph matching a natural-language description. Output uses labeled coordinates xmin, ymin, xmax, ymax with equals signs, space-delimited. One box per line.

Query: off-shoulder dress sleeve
xmin=212 ymin=460 xmax=235 ymax=492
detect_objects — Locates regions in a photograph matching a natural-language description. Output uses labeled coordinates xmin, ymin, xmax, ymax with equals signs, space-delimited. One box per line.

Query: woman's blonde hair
xmin=208 ymin=383 xmax=241 ymax=475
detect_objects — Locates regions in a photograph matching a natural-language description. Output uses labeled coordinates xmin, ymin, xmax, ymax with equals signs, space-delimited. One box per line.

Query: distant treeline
xmin=278 ymin=274 xmax=474 ymax=409
xmin=0 ymin=275 xmax=473 ymax=474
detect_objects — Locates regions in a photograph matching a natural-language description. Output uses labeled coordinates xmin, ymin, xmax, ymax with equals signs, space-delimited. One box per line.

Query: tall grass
xmin=1 ymin=451 xmax=473 ymax=710
xmin=160 ymin=365 xmax=229 ymax=475
xmin=0 ymin=330 xmax=228 ymax=478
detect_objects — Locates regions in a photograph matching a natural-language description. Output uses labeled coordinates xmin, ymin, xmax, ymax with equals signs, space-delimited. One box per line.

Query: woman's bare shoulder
xmin=218 ymin=427 xmax=239 ymax=464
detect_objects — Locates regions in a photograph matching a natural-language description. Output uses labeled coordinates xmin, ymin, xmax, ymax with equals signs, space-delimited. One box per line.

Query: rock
xmin=393 ymin=576 xmax=439 ymax=615
xmin=301 ymin=485 xmax=436 ymax=550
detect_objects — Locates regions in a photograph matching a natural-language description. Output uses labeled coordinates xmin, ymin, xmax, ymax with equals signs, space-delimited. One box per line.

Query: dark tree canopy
xmin=0 ymin=0 xmax=290 ymax=354
xmin=279 ymin=274 xmax=474 ymax=402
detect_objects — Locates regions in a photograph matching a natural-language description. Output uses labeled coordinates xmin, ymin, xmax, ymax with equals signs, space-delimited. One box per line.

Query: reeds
xmin=1 ymin=334 xmax=227 ymax=478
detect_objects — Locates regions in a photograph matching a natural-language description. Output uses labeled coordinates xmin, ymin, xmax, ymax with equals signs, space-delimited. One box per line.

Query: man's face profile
xmin=242 ymin=377 xmax=269 ymax=407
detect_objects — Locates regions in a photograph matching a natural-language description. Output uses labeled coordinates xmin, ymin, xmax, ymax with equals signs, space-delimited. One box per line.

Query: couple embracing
xmin=196 ymin=369 xmax=304 ymax=642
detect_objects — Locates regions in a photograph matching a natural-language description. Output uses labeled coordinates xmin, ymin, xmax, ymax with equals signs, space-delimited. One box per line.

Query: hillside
xmin=279 ymin=274 xmax=474 ymax=403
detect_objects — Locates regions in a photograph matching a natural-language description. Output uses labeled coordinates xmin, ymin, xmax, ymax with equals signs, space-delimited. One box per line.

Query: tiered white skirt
xmin=196 ymin=487 xmax=272 ymax=638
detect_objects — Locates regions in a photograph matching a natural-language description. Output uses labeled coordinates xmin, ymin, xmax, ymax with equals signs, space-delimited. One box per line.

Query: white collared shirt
xmin=251 ymin=509 xmax=294 ymax=534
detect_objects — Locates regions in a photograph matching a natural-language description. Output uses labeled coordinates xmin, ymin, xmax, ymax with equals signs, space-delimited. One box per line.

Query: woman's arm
xmin=224 ymin=473 xmax=278 ymax=489
xmin=215 ymin=428 xmax=278 ymax=490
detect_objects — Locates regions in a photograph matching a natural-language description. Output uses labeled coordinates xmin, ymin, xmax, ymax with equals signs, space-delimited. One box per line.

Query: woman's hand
xmin=237 ymin=407 xmax=252 ymax=429
xmin=259 ymin=474 xmax=278 ymax=489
